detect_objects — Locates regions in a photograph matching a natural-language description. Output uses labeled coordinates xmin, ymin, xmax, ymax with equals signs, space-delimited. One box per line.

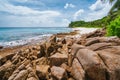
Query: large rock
xmin=96 ymin=50 xmax=120 ymax=80
xmin=87 ymin=42 xmax=112 ymax=51
xmin=71 ymin=58 xmax=85 ymax=80
xmin=98 ymin=46 xmax=120 ymax=55
xmin=0 ymin=60 xmax=12 ymax=79
xmin=35 ymin=57 xmax=48 ymax=65
xmin=49 ymin=36 xmax=57 ymax=43
xmin=39 ymin=45 xmax=46 ymax=57
xmin=2 ymin=64 xmax=16 ymax=80
xmin=99 ymin=36 xmax=120 ymax=45
xmin=27 ymin=77 xmax=38 ymax=80
xmin=8 ymin=60 xmax=30 ymax=80
xmin=36 ymin=65 xmax=50 ymax=79
xmin=71 ymin=44 xmax=85 ymax=56
xmin=0 ymin=45 xmax=3 ymax=49
xmin=13 ymin=70 xmax=28 ymax=80
xmin=76 ymin=49 xmax=107 ymax=80
xmin=85 ymin=28 xmax=106 ymax=38
xmin=27 ymin=67 xmax=39 ymax=80
xmin=51 ymin=66 xmax=67 ymax=80
xmin=85 ymin=37 xmax=100 ymax=46
xmin=0 ymin=52 xmax=15 ymax=66
xmin=49 ymin=53 xmax=68 ymax=66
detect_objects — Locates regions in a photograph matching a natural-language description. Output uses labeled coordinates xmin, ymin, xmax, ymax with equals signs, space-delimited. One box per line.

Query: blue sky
xmin=0 ymin=0 xmax=114 ymax=27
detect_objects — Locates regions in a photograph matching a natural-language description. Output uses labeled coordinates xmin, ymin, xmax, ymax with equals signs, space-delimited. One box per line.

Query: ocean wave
xmin=0 ymin=34 xmax=52 ymax=47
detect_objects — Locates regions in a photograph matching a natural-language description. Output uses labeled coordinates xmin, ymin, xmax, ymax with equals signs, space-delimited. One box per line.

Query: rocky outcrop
xmin=0 ymin=28 xmax=120 ymax=80
xmin=49 ymin=53 xmax=68 ymax=66
xmin=51 ymin=66 xmax=67 ymax=80
xmin=0 ymin=46 xmax=3 ymax=49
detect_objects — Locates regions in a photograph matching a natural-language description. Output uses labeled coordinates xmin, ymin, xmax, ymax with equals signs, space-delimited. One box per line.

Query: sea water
xmin=0 ymin=27 xmax=73 ymax=47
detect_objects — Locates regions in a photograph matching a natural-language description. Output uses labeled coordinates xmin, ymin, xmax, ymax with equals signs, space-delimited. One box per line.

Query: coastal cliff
xmin=0 ymin=28 xmax=120 ymax=80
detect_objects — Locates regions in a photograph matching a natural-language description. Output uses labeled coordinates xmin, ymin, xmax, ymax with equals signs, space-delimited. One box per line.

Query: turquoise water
xmin=0 ymin=27 xmax=73 ymax=46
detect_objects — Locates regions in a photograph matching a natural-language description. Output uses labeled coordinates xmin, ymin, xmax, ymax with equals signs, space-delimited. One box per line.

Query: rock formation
xmin=0 ymin=28 xmax=120 ymax=80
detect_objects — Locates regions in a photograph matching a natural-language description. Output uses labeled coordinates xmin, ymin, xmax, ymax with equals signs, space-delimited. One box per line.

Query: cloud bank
xmin=73 ymin=0 xmax=114 ymax=21
xmin=0 ymin=0 xmax=70 ymax=27
xmin=0 ymin=0 xmax=115 ymax=27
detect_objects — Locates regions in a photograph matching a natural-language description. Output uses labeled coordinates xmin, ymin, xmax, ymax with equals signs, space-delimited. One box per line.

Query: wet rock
xmin=97 ymin=51 xmax=120 ymax=80
xmin=51 ymin=66 xmax=67 ymax=80
xmin=49 ymin=53 xmax=68 ymax=66
xmin=71 ymin=58 xmax=85 ymax=80
xmin=76 ymin=49 xmax=107 ymax=80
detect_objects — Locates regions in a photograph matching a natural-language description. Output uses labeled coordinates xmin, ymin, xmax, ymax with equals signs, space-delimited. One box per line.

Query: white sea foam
xmin=0 ymin=34 xmax=52 ymax=47
xmin=72 ymin=27 xmax=98 ymax=34
xmin=66 ymin=27 xmax=98 ymax=39
xmin=0 ymin=28 xmax=98 ymax=47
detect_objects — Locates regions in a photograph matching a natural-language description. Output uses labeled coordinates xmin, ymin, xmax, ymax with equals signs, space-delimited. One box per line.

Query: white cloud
xmin=85 ymin=0 xmax=113 ymax=21
xmin=0 ymin=2 xmax=60 ymax=16
xmin=89 ymin=0 xmax=105 ymax=11
xmin=1 ymin=15 xmax=70 ymax=27
xmin=64 ymin=3 xmax=75 ymax=9
xmin=73 ymin=0 xmax=114 ymax=21
xmin=73 ymin=9 xmax=84 ymax=20
xmin=0 ymin=1 xmax=69 ymax=27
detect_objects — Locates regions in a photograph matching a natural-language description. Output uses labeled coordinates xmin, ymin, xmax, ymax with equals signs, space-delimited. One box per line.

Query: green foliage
xmin=69 ymin=10 xmax=120 ymax=28
xmin=69 ymin=16 xmax=110 ymax=28
xmin=107 ymin=15 xmax=120 ymax=37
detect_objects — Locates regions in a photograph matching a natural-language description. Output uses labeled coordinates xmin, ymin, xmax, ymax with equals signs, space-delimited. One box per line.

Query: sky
xmin=0 ymin=0 xmax=114 ymax=27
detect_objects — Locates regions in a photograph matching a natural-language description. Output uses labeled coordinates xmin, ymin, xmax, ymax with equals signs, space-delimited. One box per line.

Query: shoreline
xmin=0 ymin=27 xmax=98 ymax=48
xmin=0 ymin=27 xmax=120 ymax=80
xmin=0 ymin=27 xmax=98 ymax=60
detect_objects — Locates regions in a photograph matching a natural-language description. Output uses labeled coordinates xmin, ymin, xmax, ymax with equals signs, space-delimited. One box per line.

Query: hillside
xmin=69 ymin=10 xmax=120 ymax=28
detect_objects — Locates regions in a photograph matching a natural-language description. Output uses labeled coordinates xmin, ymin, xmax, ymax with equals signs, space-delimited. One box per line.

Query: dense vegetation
xmin=69 ymin=10 xmax=120 ymax=28
xmin=69 ymin=0 xmax=120 ymax=37
xmin=107 ymin=15 xmax=120 ymax=37
xmin=69 ymin=0 xmax=120 ymax=28
xmin=69 ymin=17 xmax=108 ymax=28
